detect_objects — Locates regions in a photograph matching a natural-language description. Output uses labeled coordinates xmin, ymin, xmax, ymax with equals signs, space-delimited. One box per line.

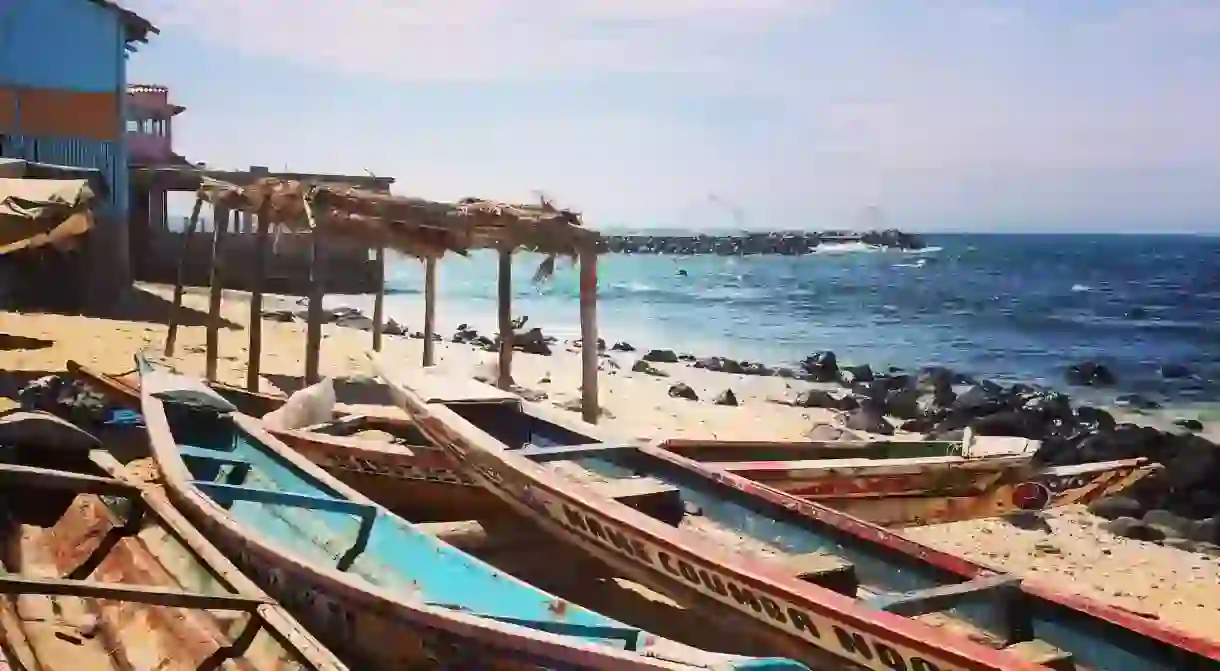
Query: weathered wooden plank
xmin=865 ymin=574 xmax=1022 ymax=617
xmin=0 ymin=462 xmax=138 ymax=496
xmin=303 ymin=198 xmax=325 ymax=385
xmin=589 ymin=478 xmax=684 ymax=526
xmin=1004 ymin=640 xmax=1075 ymax=671
xmin=247 ymin=204 xmax=271 ymax=390
xmin=517 ymin=442 xmax=632 ymax=462
xmin=205 ymin=206 xmax=232 ymax=381
xmin=497 ymin=248 xmax=513 ymax=389
xmin=422 ymin=257 xmax=437 ymax=366
xmin=164 ymin=194 xmax=203 ymax=356
xmin=786 ymin=552 xmax=858 ymax=596
xmin=0 ymin=575 xmax=267 ymax=612
xmin=372 ymin=245 xmax=386 ymax=351
xmin=578 ymin=249 xmax=599 ymax=423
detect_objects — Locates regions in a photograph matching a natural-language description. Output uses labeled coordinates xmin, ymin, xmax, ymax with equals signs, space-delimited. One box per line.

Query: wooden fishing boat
xmin=67 ymin=359 xmax=501 ymax=522
xmin=68 ymin=362 xmax=1153 ymax=531
xmin=136 ymin=357 xmax=808 ymax=670
xmin=657 ymin=439 xmax=1160 ymax=527
xmin=370 ymin=352 xmax=1220 ymax=671
xmin=0 ymin=413 xmax=346 ymax=671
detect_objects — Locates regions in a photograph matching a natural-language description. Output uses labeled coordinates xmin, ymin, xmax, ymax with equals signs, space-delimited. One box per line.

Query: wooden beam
xmin=247 ymin=204 xmax=270 ymax=391
xmin=497 ymin=249 xmax=513 ymax=389
xmin=865 ymin=574 xmax=1022 ymax=617
xmin=0 ymin=462 xmax=139 ymax=497
xmin=372 ymin=245 xmax=386 ymax=351
xmin=205 ymin=206 xmax=231 ymax=381
xmin=579 ymin=249 xmax=600 ymax=423
xmin=303 ymin=200 xmax=325 ymax=385
xmin=517 ymin=442 xmax=630 ymax=462
xmin=0 ymin=575 xmax=267 ymax=612
xmin=422 ymin=257 xmax=437 ymax=366
xmin=787 ymin=552 xmax=859 ymax=596
xmin=164 ymin=195 xmax=203 ymax=356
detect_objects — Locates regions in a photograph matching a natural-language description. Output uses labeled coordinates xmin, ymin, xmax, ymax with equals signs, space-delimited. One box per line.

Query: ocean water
xmin=334 ymin=234 xmax=1220 ymax=406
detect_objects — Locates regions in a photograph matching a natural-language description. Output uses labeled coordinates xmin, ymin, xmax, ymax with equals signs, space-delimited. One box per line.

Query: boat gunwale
xmin=369 ymin=354 xmax=1052 ymax=671
xmin=0 ymin=446 xmax=349 ymax=671
xmin=137 ymin=372 xmax=736 ymax=671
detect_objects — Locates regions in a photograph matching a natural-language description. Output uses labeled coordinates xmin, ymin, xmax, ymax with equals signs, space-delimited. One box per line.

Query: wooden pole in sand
xmin=497 ymin=248 xmax=513 ymax=389
xmin=371 ymin=245 xmax=386 ymax=351
xmin=303 ymin=198 xmax=325 ymax=385
xmin=246 ymin=203 xmax=270 ymax=391
xmin=579 ymin=249 xmax=600 ymax=423
xmin=164 ymin=195 xmax=203 ymax=356
xmin=422 ymin=257 xmax=437 ymax=366
xmin=205 ymin=206 xmax=232 ymax=381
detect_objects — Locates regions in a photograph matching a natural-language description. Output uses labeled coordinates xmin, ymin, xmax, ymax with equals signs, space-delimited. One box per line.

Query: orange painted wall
xmin=0 ymin=88 xmax=15 ymax=132
xmin=13 ymin=87 xmax=119 ymax=141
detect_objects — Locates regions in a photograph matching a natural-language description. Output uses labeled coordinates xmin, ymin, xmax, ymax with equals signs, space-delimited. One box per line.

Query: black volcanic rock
xmin=602 ymin=229 xmax=926 ymax=256
xmin=1064 ymin=361 xmax=1116 ymax=387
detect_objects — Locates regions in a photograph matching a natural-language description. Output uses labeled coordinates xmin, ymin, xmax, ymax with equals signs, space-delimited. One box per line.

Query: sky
xmin=122 ymin=0 xmax=1220 ymax=233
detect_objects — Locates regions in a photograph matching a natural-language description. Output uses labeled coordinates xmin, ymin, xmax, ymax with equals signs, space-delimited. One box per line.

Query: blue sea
xmin=335 ymin=234 xmax=1220 ymax=408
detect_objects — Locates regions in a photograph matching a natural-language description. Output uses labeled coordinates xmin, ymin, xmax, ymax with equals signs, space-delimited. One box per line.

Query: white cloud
xmin=131 ymin=0 xmax=1220 ymax=230
xmin=125 ymin=0 xmax=835 ymax=81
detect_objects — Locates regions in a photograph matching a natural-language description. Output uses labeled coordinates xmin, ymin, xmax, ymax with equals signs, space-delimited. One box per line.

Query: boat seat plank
xmin=178 ymin=446 xmax=252 ymax=478
xmin=193 ymin=481 xmax=377 ymax=571
xmin=865 ymin=574 xmax=1022 ymax=617
xmin=0 ymin=462 xmax=140 ymax=498
xmin=786 ymin=552 xmax=859 ymax=596
xmin=192 ymin=481 xmax=373 ymax=520
xmin=1004 ymin=640 xmax=1076 ymax=671
xmin=180 ymin=446 xmax=252 ymax=484
xmin=0 ymin=575 xmax=267 ymax=612
xmin=518 ymin=443 xmax=632 ymax=462
xmin=179 ymin=445 xmax=251 ymax=465
xmin=587 ymin=478 xmax=685 ymax=526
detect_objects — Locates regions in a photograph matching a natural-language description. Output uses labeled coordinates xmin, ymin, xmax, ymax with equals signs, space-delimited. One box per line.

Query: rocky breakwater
xmin=603 ymin=229 xmax=926 ymax=255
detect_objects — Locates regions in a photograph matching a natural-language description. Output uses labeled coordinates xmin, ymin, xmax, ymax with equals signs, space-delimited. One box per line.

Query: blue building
xmin=0 ymin=0 xmax=155 ymax=304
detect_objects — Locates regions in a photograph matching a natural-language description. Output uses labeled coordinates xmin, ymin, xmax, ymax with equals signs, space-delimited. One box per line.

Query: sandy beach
xmin=3 ymin=282 xmax=1217 ymax=642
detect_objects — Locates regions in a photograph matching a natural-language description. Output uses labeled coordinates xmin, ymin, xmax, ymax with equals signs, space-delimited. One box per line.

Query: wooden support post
xmin=497 ymin=249 xmax=513 ymax=389
xmin=164 ymin=195 xmax=203 ymax=356
xmin=205 ymin=206 xmax=231 ymax=381
xmin=422 ymin=257 xmax=437 ymax=366
xmin=247 ymin=205 xmax=271 ymax=391
xmin=303 ymin=201 xmax=325 ymax=385
xmin=372 ymin=245 xmax=386 ymax=351
xmin=579 ymin=249 xmax=600 ymax=423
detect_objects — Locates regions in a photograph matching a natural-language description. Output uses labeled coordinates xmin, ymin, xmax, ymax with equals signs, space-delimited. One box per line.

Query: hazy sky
xmin=124 ymin=1 xmax=1220 ymax=232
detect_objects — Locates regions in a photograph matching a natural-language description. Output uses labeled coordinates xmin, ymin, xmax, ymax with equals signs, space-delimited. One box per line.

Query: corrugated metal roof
xmin=85 ymin=0 xmax=157 ymax=44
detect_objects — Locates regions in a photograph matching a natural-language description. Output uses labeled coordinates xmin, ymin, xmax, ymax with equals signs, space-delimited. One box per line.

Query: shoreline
xmin=249 ymin=283 xmax=1220 ymax=432
xmin=1 ymin=282 xmax=1217 ymax=642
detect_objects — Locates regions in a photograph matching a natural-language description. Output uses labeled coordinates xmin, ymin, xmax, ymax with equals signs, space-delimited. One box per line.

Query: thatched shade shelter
xmin=165 ymin=177 xmax=605 ymax=422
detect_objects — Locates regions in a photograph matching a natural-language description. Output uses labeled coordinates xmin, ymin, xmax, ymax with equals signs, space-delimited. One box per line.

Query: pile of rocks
xmin=602 ymin=229 xmax=927 ymax=256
